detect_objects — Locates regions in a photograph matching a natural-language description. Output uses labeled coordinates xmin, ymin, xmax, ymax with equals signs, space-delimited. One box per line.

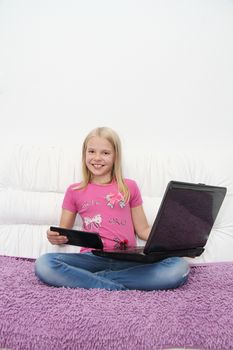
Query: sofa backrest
xmin=0 ymin=145 xmax=233 ymax=262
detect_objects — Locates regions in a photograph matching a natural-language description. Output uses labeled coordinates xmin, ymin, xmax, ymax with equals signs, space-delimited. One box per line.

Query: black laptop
xmin=92 ymin=181 xmax=227 ymax=263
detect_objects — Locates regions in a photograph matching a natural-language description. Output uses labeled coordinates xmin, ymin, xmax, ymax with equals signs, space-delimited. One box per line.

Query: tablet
xmin=50 ymin=226 xmax=103 ymax=249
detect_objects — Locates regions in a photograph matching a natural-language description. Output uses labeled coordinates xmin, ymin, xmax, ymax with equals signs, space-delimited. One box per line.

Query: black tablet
xmin=50 ymin=226 xmax=103 ymax=249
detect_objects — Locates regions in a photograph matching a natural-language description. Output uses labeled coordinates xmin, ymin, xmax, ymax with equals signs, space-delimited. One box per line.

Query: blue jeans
xmin=35 ymin=252 xmax=190 ymax=291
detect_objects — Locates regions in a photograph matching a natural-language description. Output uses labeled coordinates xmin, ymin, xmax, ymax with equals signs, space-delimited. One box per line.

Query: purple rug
xmin=0 ymin=256 xmax=233 ymax=350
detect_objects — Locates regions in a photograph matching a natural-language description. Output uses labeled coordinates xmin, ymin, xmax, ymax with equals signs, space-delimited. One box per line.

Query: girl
xmin=35 ymin=127 xmax=189 ymax=291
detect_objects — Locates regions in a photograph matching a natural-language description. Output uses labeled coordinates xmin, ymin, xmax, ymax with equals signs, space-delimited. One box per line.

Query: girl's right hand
xmin=47 ymin=229 xmax=69 ymax=245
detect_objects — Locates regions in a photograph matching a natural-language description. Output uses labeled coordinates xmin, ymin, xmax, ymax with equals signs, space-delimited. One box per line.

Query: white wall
xmin=0 ymin=0 xmax=233 ymax=150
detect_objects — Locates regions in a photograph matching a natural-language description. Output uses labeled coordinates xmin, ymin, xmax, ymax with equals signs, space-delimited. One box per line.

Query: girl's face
xmin=85 ymin=136 xmax=115 ymax=184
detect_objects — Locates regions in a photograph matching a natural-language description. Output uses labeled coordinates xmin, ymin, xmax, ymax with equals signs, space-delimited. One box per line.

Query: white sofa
xmin=0 ymin=144 xmax=233 ymax=263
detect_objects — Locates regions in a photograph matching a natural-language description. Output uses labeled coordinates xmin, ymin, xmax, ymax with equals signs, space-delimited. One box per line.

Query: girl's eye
xmin=88 ymin=150 xmax=94 ymax=154
xmin=104 ymin=152 xmax=110 ymax=155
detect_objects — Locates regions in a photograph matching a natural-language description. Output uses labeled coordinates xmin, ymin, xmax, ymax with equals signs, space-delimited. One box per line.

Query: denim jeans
xmin=35 ymin=252 xmax=190 ymax=291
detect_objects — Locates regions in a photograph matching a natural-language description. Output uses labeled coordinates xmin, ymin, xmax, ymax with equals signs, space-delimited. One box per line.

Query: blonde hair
xmin=78 ymin=127 xmax=130 ymax=202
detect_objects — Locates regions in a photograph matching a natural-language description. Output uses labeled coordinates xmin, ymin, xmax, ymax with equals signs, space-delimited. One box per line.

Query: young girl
xmin=35 ymin=127 xmax=189 ymax=291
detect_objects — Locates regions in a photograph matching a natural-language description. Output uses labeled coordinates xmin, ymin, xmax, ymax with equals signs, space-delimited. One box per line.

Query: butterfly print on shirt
xmin=105 ymin=192 xmax=126 ymax=209
xmin=83 ymin=214 xmax=102 ymax=230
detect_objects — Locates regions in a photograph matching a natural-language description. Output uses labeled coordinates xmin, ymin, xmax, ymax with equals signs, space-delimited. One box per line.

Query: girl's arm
xmin=47 ymin=209 xmax=77 ymax=245
xmin=131 ymin=205 xmax=151 ymax=241
xmin=59 ymin=209 xmax=77 ymax=228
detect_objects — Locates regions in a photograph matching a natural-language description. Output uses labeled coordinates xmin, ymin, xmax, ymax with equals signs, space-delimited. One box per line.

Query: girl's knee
xmin=34 ymin=253 xmax=56 ymax=282
xmin=140 ymin=257 xmax=190 ymax=291
xmin=165 ymin=257 xmax=190 ymax=288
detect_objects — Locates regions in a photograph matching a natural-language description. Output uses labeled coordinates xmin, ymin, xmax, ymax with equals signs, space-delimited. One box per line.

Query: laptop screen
xmin=144 ymin=181 xmax=226 ymax=253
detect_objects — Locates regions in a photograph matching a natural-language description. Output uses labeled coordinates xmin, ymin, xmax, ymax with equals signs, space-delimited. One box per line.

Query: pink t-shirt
xmin=62 ymin=179 xmax=143 ymax=253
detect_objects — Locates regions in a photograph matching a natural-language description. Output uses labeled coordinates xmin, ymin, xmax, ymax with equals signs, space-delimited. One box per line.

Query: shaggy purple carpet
xmin=0 ymin=256 xmax=233 ymax=350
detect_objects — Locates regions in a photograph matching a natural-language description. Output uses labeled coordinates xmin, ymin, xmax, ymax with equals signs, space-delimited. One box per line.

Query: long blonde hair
xmin=79 ymin=127 xmax=130 ymax=202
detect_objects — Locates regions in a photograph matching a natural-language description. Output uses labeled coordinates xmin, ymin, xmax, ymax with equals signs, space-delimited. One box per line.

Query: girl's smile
xmin=92 ymin=164 xmax=104 ymax=169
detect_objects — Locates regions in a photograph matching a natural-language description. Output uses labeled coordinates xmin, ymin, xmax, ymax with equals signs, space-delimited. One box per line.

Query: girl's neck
xmin=90 ymin=176 xmax=114 ymax=185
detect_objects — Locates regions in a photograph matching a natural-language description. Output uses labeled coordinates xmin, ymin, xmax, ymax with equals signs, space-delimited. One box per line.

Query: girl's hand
xmin=47 ymin=229 xmax=69 ymax=245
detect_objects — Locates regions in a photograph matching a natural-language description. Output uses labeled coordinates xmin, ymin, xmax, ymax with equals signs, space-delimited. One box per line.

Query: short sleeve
xmin=126 ymin=179 xmax=143 ymax=208
xmin=62 ymin=184 xmax=78 ymax=213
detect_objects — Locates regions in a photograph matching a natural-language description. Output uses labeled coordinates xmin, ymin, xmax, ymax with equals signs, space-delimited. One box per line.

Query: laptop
xmin=92 ymin=181 xmax=227 ymax=263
